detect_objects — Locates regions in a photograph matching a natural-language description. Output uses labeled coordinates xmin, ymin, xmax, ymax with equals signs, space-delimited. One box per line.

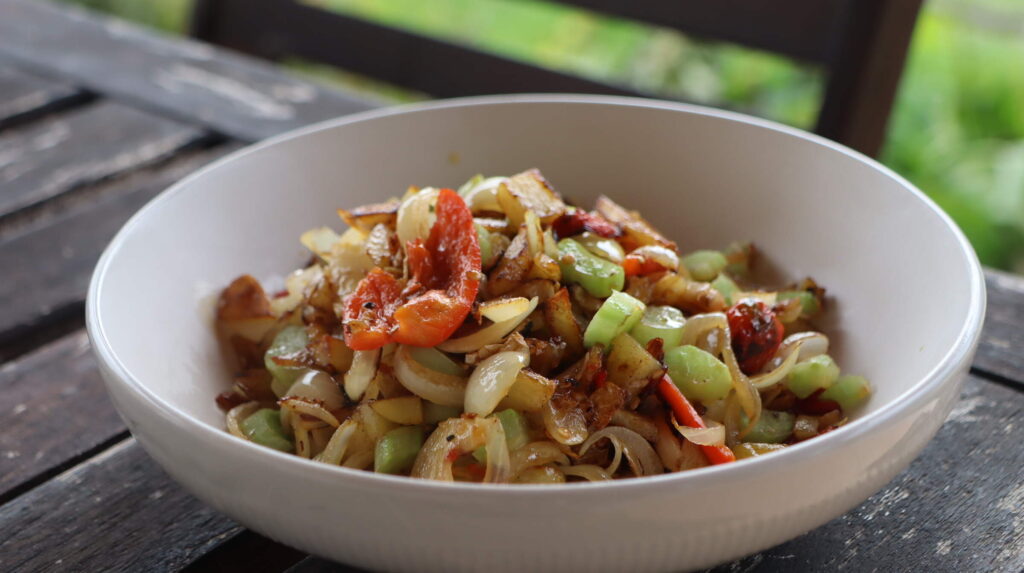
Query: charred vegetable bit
xmin=214 ymin=167 xmax=871 ymax=483
xmin=726 ymin=299 xmax=784 ymax=375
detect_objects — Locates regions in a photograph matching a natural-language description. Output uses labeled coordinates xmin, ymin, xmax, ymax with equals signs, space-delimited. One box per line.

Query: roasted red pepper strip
xmin=657 ymin=374 xmax=736 ymax=465
xmin=343 ymin=189 xmax=480 ymax=349
xmin=552 ymin=209 xmax=620 ymax=239
xmin=394 ymin=188 xmax=480 ymax=346
xmin=727 ymin=299 xmax=784 ymax=375
xmin=342 ymin=268 xmax=403 ymax=350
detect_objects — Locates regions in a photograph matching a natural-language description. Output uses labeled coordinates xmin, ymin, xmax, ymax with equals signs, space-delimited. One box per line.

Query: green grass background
xmin=59 ymin=0 xmax=1024 ymax=270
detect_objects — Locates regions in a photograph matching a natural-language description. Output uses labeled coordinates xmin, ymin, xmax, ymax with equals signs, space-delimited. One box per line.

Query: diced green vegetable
xmin=409 ymin=346 xmax=465 ymax=376
xmin=576 ymin=232 xmax=625 ymax=264
xmin=557 ymin=238 xmax=625 ymax=298
xmin=266 ymin=325 xmax=309 ymax=397
xmin=777 ymin=290 xmax=820 ymax=317
xmin=495 ymin=409 xmax=530 ymax=451
xmin=374 ymin=426 xmax=426 ymax=474
xmin=821 ymin=375 xmax=871 ymax=411
xmin=664 ymin=345 xmax=733 ymax=404
xmin=422 ymin=401 xmax=462 ymax=425
xmin=473 ymin=409 xmax=531 ymax=462
xmin=241 ymin=408 xmax=294 ymax=452
xmin=474 ymin=223 xmax=493 ymax=265
xmin=583 ymin=291 xmax=646 ymax=349
xmin=741 ymin=410 xmax=795 ymax=444
xmin=630 ymin=305 xmax=686 ymax=349
xmin=681 ymin=250 xmax=728 ymax=282
xmin=711 ymin=274 xmax=740 ymax=305
xmin=731 ymin=442 xmax=786 ymax=460
xmin=786 ymin=355 xmax=840 ymax=398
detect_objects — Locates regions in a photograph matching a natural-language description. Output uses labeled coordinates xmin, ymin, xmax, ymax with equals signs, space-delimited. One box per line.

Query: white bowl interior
xmin=94 ymin=98 xmax=976 ymax=443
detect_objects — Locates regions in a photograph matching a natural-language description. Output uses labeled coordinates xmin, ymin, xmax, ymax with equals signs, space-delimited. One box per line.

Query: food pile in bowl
xmin=214 ymin=168 xmax=870 ymax=484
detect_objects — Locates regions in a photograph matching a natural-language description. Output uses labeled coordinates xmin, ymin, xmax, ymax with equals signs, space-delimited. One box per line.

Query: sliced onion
xmin=561 ymin=464 xmax=612 ymax=482
xmin=629 ymin=245 xmax=680 ymax=272
xmin=462 ymin=176 xmax=506 ymax=212
xmin=542 ymin=398 xmax=589 ymax=446
xmin=720 ymin=331 xmax=762 ymax=435
xmin=679 ymin=312 xmax=728 ymax=347
xmin=765 ymin=332 xmax=829 ymax=371
xmin=750 ymin=342 xmax=802 ymax=390
xmin=279 ymin=397 xmax=340 ymax=427
xmin=341 ymin=448 xmax=375 ymax=470
xmin=394 ymin=345 xmax=468 ymax=406
xmin=411 ymin=417 xmax=509 ymax=482
xmin=294 ymin=424 xmax=311 ymax=458
xmin=269 ymin=265 xmax=323 ymax=316
xmin=226 ymin=401 xmax=261 ymax=439
xmin=314 ymin=419 xmax=359 ymax=465
xmin=654 ymin=415 xmax=682 ymax=472
xmin=396 ymin=187 xmax=440 ymax=247
xmin=670 ymin=415 xmax=726 ymax=447
xmin=344 ymin=348 xmax=381 ymax=400
xmin=437 ymin=297 xmax=538 ymax=353
xmin=478 ymin=297 xmax=532 ymax=323
xmin=465 ymin=335 xmax=530 ymax=416
xmin=609 ymin=410 xmax=658 ymax=443
xmin=510 ymin=441 xmax=571 ymax=478
xmin=579 ymin=427 xmax=663 ymax=477
xmin=281 ymin=370 xmax=345 ymax=434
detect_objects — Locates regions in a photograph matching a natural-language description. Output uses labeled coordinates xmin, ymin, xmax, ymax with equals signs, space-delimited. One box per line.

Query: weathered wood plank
xmin=0 ymin=99 xmax=209 ymax=219
xmin=0 ymin=0 xmax=375 ymax=143
xmin=0 ymin=144 xmax=237 ymax=350
xmin=0 ymin=331 xmax=124 ymax=504
xmin=181 ymin=531 xmax=306 ymax=573
xmin=0 ymin=439 xmax=243 ymax=572
xmin=0 ymin=65 xmax=86 ymax=130
xmin=254 ymin=375 xmax=1024 ymax=573
xmin=975 ymin=269 xmax=1024 ymax=387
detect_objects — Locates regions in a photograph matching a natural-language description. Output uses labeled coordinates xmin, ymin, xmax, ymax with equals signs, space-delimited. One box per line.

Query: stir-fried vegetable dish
xmin=214 ymin=169 xmax=871 ymax=483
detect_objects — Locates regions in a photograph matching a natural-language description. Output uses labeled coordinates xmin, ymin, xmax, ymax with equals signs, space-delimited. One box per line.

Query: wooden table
xmin=0 ymin=1 xmax=1021 ymax=571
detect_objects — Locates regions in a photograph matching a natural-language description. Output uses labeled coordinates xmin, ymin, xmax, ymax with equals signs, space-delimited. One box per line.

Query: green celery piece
xmin=630 ymin=305 xmax=686 ymax=349
xmin=473 ymin=409 xmax=531 ymax=463
xmin=820 ymin=375 xmax=871 ymax=411
xmin=475 ymin=223 xmax=493 ymax=264
xmin=681 ymin=250 xmax=728 ymax=282
xmin=408 ymin=346 xmax=465 ymax=376
xmin=241 ymin=409 xmax=294 ymax=452
xmin=786 ymin=354 xmax=840 ymax=398
xmin=741 ymin=410 xmax=795 ymax=444
xmin=777 ymin=290 xmax=821 ymax=317
xmin=664 ymin=345 xmax=733 ymax=404
xmin=583 ymin=290 xmax=646 ymax=349
xmin=266 ymin=325 xmax=309 ymax=397
xmin=557 ymin=238 xmax=625 ymax=298
xmin=375 ymin=426 xmax=426 ymax=474
xmin=711 ymin=274 xmax=739 ymax=305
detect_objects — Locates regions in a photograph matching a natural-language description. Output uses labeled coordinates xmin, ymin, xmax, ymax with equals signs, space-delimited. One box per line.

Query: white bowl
xmin=87 ymin=95 xmax=985 ymax=572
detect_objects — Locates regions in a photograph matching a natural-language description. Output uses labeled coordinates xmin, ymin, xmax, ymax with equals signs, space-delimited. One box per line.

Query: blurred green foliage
xmin=56 ymin=0 xmax=1024 ymax=270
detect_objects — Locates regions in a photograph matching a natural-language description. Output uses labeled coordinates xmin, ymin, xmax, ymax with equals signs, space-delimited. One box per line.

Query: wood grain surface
xmin=0 ymin=145 xmax=235 ymax=349
xmin=0 ymin=0 xmax=375 ymax=143
xmin=0 ymin=64 xmax=86 ymax=130
xmin=0 ymin=100 xmax=208 ymax=218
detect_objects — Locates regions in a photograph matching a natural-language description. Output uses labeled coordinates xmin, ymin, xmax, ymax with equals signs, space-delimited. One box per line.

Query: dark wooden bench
xmin=190 ymin=0 xmax=923 ymax=157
